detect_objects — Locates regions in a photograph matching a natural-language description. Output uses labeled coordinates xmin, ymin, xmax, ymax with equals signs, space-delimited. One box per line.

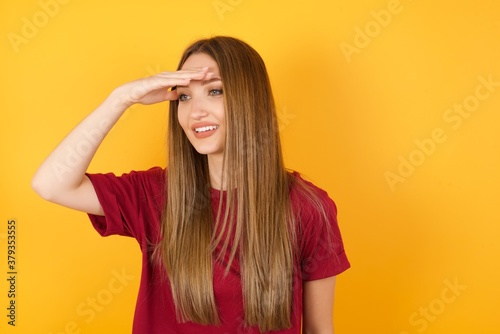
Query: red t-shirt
xmin=87 ymin=167 xmax=350 ymax=333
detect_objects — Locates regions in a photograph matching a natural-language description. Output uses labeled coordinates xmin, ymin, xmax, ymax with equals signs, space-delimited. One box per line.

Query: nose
xmin=189 ymin=96 xmax=209 ymax=120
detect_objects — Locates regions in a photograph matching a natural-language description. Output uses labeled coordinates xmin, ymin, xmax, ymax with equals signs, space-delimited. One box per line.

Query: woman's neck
xmin=207 ymin=153 xmax=226 ymax=190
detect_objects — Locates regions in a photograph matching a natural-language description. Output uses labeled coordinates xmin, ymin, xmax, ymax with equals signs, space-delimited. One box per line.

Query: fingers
xmin=154 ymin=68 xmax=213 ymax=83
xmin=146 ymin=69 xmax=212 ymax=90
xmin=121 ymin=68 xmax=215 ymax=106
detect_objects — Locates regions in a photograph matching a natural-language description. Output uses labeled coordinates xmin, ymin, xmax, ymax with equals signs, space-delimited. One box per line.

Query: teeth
xmin=195 ymin=125 xmax=219 ymax=133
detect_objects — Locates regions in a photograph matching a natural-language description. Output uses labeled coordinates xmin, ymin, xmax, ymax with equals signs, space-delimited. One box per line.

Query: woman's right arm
xmin=32 ymin=69 xmax=212 ymax=215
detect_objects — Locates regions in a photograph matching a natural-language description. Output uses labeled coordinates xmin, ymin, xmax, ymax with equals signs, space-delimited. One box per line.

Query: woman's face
xmin=177 ymin=53 xmax=226 ymax=159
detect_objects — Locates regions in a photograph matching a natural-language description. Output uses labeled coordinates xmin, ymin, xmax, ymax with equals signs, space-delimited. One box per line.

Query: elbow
xmin=31 ymin=177 xmax=47 ymax=200
xmin=31 ymin=174 xmax=55 ymax=201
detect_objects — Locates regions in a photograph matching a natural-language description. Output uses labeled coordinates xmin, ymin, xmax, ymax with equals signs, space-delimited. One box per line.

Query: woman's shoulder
xmin=287 ymin=170 xmax=338 ymax=219
xmin=134 ymin=166 xmax=166 ymax=192
xmin=140 ymin=166 xmax=166 ymax=180
xmin=119 ymin=166 xmax=166 ymax=186
xmin=288 ymin=171 xmax=331 ymax=200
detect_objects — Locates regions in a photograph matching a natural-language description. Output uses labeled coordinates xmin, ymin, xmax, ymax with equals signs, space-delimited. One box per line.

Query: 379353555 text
xmin=7 ymin=219 xmax=17 ymax=326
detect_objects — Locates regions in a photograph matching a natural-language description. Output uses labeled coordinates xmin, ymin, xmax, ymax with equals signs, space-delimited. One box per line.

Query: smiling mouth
xmin=195 ymin=125 xmax=219 ymax=133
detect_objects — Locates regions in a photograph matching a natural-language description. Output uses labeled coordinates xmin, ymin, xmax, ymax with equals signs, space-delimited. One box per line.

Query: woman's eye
xmin=178 ymin=93 xmax=190 ymax=102
xmin=209 ymin=89 xmax=223 ymax=96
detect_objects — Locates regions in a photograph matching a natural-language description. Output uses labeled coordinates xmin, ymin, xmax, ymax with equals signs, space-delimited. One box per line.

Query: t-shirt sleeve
xmin=85 ymin=167 xmax=165 ymax=244
xmin=297 ymin=179 xmax=350 ymax=281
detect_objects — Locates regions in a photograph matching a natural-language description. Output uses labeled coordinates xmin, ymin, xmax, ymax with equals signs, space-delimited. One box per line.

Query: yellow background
xmin=1 ymin=0 xmax=499 ymax=333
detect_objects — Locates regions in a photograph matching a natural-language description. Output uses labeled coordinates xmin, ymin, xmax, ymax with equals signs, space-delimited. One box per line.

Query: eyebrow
xmin=175 ymin=77 xmax=222 ymax=89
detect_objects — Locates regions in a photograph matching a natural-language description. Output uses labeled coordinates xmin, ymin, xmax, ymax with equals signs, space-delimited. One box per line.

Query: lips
xmin=192 ymin=122 xmax=219 ymax=139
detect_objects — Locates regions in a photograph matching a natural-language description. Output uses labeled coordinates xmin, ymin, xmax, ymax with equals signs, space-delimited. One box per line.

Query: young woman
xmin=32 ymin=36 xmax=350 ymax=333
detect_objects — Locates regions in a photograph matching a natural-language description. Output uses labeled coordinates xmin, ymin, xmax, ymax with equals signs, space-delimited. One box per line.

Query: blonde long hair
xmin=156 ymin=36 xmax=297 ymax=331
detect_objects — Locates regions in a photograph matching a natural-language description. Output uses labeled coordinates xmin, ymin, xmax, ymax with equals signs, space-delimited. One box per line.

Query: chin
xmin=192 ymin=145 xmax=223 ymax=156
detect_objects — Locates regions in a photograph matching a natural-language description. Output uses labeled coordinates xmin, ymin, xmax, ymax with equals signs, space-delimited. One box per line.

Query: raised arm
xmin=32 ymin=69 xmax=212 ymax=215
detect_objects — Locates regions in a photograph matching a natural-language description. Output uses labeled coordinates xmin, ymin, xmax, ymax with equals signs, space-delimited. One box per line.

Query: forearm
xmin=32 ymin=89 xmax=128 ymax=200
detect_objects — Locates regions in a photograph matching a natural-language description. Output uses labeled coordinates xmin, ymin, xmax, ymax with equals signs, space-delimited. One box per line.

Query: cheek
xmin=177 ymin=107 xmax=188 ymax=131
xmin=215 ymin=102 xmax=226 ymax=124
